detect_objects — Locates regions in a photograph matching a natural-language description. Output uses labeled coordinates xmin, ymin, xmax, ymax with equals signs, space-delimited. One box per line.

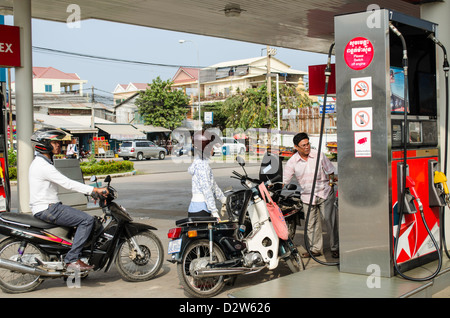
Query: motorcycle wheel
xmin=282 ymin=241 xmax=304 ymax=273
xmin=116 ymin=230 xmax=164 ymax=281
xmin=0 ymin=239 xmax=49 ymax=294
xmin=177 ymin=239 xmax=226 ymax=298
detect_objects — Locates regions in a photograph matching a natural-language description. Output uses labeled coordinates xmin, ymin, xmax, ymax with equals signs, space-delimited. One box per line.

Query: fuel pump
xmin=335 ymin=9 xmax=445 ymax=279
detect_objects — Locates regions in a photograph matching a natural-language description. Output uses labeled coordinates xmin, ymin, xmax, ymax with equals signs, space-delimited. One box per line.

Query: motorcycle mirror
xmin=236 ymin=156 xmax=245 ymax=166
xmin=90 ymin=175 xmax=97 ymax=182
xmin=104 ymin=175 xmax=111 ymax=184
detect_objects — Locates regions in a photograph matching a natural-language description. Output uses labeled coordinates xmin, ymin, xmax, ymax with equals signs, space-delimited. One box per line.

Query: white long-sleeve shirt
xmin=188 ymin=156 xmax=225 ymax=213
xmin=29 ymin=154 xmax=94 ymax=215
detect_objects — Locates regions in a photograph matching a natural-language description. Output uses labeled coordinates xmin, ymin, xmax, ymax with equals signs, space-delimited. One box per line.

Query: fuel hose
xmin=303 ymin=42 xmax=339 ymax=266
xmin=391 ymin=23 xmax=442 ymax=281
xmin=428 ymin=33 xmax=450 ymax=259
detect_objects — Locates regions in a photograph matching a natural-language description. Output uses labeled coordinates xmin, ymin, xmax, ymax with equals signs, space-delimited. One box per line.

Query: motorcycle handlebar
xmin=267 ymin=174 xmax=281 ymax=185
xmin=231 ymin=169 xmax=281 ymax=188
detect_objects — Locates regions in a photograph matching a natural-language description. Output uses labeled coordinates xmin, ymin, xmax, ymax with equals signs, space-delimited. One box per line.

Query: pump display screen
xmin=408 ymin=122 xmax=422 ymax=144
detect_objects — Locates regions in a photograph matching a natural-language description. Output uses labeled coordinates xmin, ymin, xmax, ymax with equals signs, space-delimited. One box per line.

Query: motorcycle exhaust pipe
xmin=194 ymin=266 xmax=266 ymax=278
xmin=0 ymin=258 xmax=62 ymax=277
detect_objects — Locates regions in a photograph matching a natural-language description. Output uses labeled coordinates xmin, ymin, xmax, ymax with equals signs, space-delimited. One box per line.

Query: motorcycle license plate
xmin=168 ymin=239 xmax=182 ymax=254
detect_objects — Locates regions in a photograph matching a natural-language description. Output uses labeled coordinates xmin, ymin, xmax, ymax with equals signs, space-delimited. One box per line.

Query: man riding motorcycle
xmin=29 ymin=128 xmax=108 ymax=271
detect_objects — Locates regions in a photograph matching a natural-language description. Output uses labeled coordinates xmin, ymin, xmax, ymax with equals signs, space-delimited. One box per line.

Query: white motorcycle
xmin=167 ymin=156 xmax=304 ymax=298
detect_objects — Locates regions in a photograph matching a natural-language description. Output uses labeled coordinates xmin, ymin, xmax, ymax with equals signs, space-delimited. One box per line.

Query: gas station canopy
xmin=0 ymin=0 xmax=420 ymax=54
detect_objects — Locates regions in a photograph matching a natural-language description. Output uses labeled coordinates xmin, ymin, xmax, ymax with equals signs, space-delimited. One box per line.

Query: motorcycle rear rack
xmin=175 ymin=216 xmax=218 ymax=227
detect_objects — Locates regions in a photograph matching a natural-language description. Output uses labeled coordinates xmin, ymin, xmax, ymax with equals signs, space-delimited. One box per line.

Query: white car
xmin=213 ymin=137 xmax=246 ymax=156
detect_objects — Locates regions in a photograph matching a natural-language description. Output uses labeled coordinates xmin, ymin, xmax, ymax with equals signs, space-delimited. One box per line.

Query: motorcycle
xmin=167 ymin=156 xmax=304 ymax=298
xmin=0 ymin=175 xmax=164 ymax=294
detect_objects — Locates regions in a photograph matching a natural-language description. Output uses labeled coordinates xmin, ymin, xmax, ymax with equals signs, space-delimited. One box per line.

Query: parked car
xmin=118 ymin=140 xmax=167 ymax=160
xmin=212 ymin=137 xmax=246 ymax=156
xmin=174 ymin=144 xmax=193 ymax=157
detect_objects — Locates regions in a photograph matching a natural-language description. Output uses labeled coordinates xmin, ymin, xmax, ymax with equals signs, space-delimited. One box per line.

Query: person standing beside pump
xmin=29 ymin=128 xmax=108 ymax=271
xmin=188 ymin=130 xmax=227 ymax=220
xmin=283 ymin=132 xmax=339 ymax=258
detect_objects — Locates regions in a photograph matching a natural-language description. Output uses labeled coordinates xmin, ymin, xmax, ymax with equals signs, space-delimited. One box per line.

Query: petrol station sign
xmin=0 ymin=25 xmax=21 ymax=68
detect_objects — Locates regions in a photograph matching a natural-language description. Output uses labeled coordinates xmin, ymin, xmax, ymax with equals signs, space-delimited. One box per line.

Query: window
xmin=136 ymin=142 xmax=150 ymax=147
xmin=45 ymin=84 xmax=53 ymax=92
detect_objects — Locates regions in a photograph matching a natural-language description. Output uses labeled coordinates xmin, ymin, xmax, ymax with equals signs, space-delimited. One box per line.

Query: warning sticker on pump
xmin=352 ymin=107 xmax=373 ymax=131
xmin=344 ymin=37 xmax=374 ymax=71
xmin=354 ymin=131 xmax=371 ymax=158
xmin=351 ymin=77 xmax=372 ymax=101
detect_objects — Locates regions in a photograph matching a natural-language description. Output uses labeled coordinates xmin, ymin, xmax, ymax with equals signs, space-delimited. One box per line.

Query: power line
xmin=32 ymin=46 xmax=206 ymax=69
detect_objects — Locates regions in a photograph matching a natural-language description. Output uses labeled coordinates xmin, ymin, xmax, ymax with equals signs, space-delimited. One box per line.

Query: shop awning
xmin=133 ymin=124 xmax=171 ymax=133
xmin=96 ymin=124 xmax=146 ymax=140
xmin=34 ymin=114 xmax=98 ymax=134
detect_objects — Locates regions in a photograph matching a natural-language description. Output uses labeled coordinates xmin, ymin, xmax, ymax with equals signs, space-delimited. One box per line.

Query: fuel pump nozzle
xmin=404 ymin=176 xmax=423 ymax=213
xmin=434 ymin=171 xmax=450 ymax=207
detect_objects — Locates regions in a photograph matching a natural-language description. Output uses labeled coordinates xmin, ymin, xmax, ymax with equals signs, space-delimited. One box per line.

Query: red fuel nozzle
xmin=405 ymin=176 xmax=423 ymax=212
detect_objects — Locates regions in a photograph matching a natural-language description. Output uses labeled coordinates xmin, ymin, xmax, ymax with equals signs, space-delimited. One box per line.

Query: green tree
xmin=135 ymin=77 xmax=190 ymax=129
xmin=221 ymin=83 xmax=313 ymax=130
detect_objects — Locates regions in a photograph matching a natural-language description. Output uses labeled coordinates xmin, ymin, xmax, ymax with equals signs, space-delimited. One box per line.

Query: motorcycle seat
xmin=0 ymin=212 xmax=59 ymax=229
xmin=176 ymin=216 xmax=218 ymax=227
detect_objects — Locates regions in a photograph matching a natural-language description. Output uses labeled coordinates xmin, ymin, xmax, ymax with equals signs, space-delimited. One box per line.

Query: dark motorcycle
xmin=167 ymin=157 xmax=303 ymax=298
xmin=0 ymin=175 xmax=164 ymax=294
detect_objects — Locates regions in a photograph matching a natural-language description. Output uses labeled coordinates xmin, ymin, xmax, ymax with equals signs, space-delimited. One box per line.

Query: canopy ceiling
xmin=0 ymin=0 xmax=421 ymax=54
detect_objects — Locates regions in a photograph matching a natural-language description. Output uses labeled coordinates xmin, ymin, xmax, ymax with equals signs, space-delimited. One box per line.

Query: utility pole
xmin=266 ymin=45 xmax=272 ymax=109
xmin=8 ymin=68 xmax=13 ymax=148
xmin=91 ymin=86 xmax=95 ymax=129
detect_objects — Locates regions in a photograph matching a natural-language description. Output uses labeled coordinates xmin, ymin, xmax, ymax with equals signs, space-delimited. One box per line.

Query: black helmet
xmin=193 ymin=130 xmax=222 ymax=158
xmin=31 ymin=128 xmax=68 ymax=154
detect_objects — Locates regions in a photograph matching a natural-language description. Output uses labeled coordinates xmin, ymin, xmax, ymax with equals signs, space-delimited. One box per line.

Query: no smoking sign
xmin=351 ymin=77 xmax=372 ymax=101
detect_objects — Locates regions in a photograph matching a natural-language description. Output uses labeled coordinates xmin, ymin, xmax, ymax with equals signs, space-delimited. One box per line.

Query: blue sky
xmin=6 ymin=16 xmax=329 ymax=97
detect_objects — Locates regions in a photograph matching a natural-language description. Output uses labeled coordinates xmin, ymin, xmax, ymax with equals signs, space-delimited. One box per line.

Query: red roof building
xmin=12 ymin=66 xmax=87 ymax=95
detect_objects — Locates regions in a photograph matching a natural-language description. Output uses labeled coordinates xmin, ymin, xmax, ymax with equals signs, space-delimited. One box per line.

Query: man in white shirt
xmin=283 ymin=132 xmax=339 ymax=258
xmin=29 ymin=128 xmax=108 ymax=271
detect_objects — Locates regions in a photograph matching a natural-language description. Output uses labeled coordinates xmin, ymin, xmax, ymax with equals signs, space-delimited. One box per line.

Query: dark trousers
xmin=35 ymin=202 xmax=94 ymax=263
